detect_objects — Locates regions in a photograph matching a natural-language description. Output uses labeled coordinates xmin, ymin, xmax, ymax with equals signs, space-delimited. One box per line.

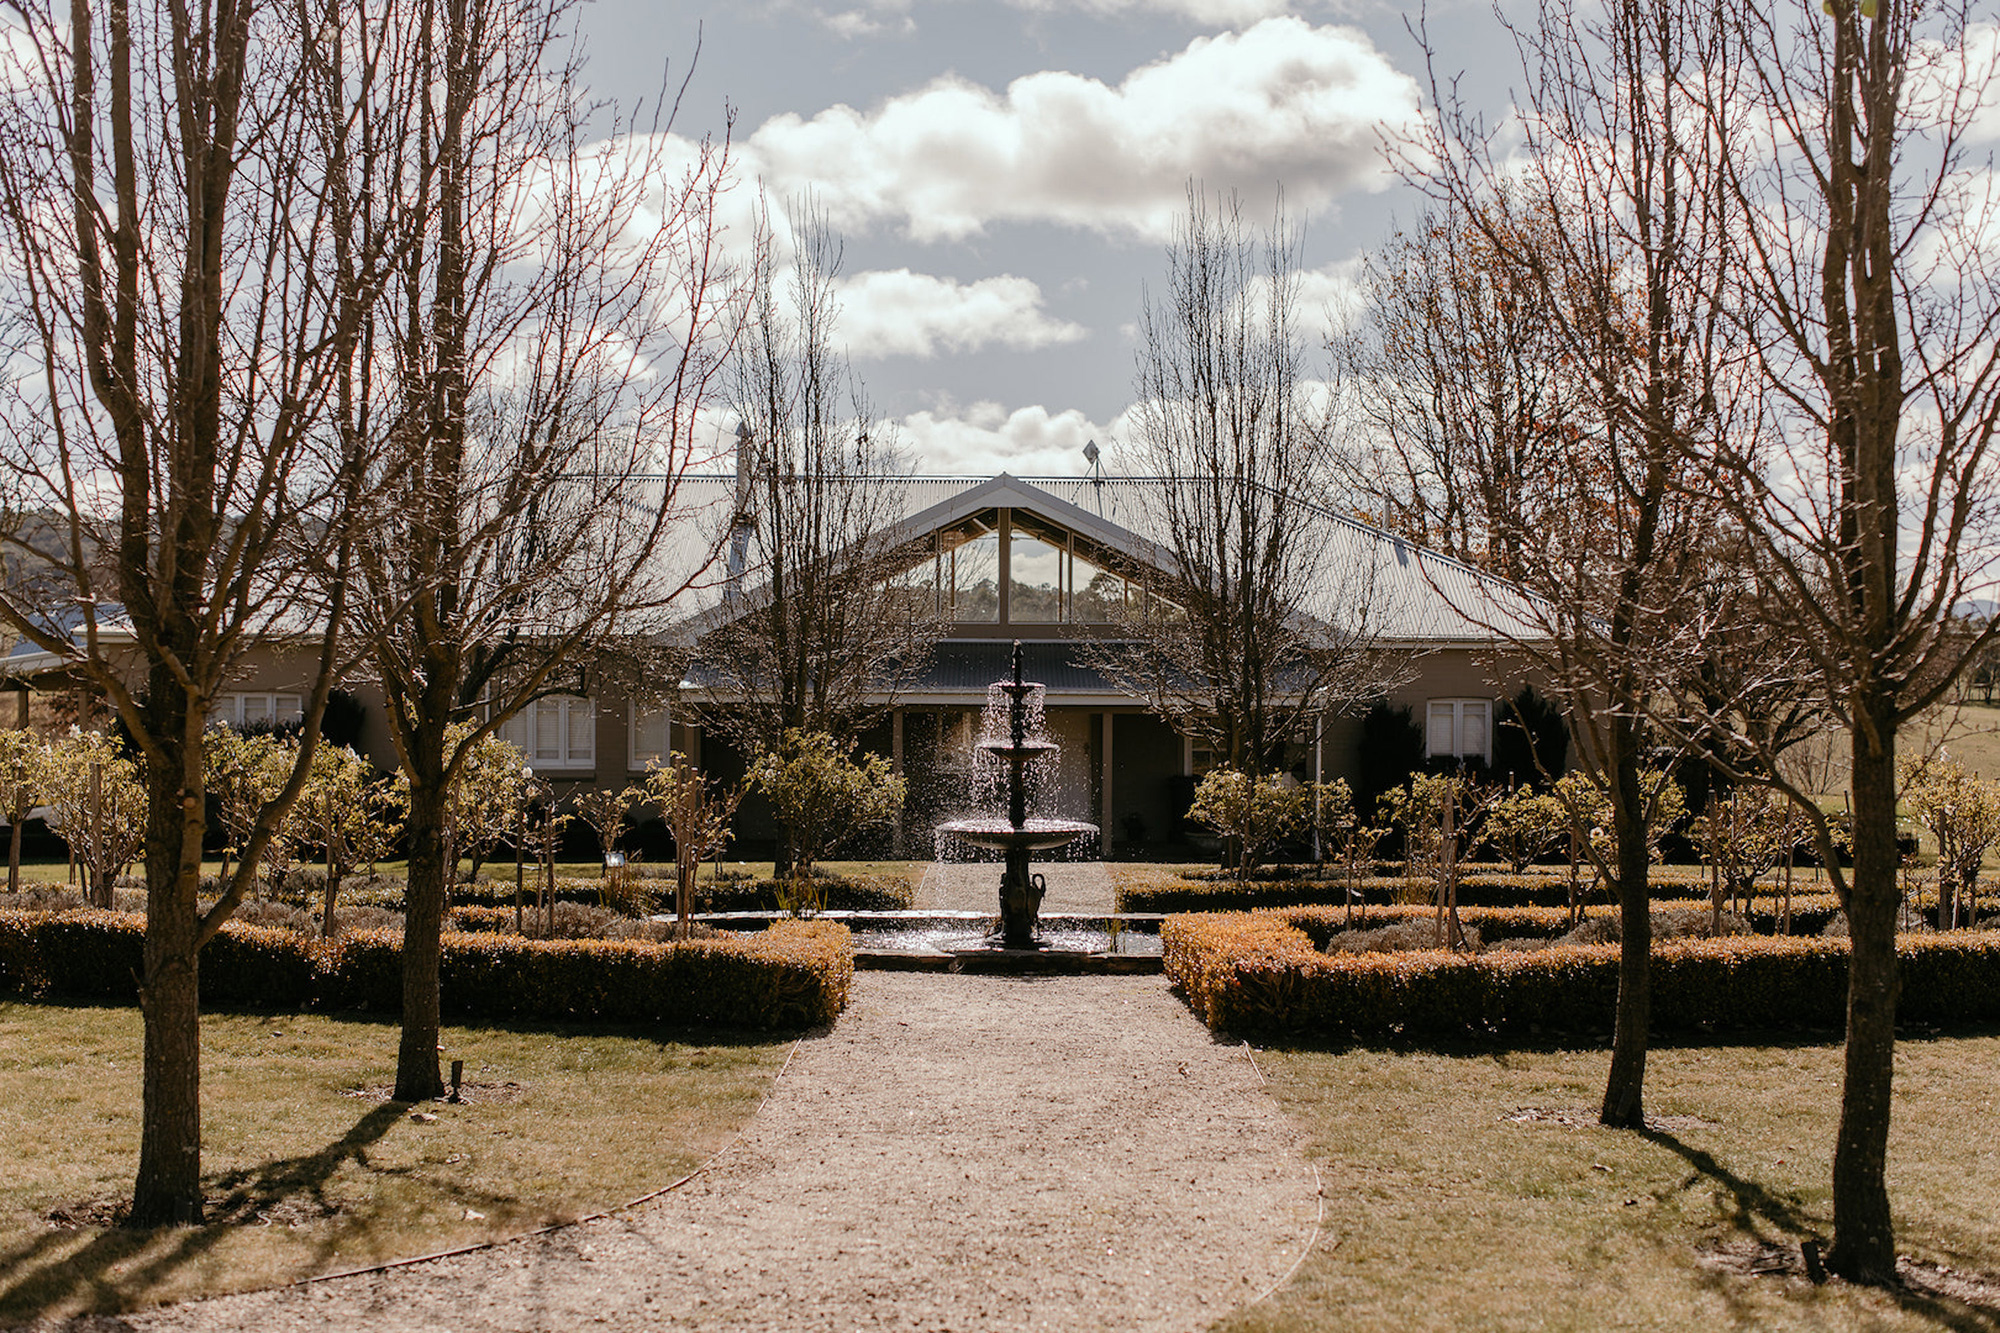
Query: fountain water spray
xmin=933 ymin=641 xmax=1097 ymax=948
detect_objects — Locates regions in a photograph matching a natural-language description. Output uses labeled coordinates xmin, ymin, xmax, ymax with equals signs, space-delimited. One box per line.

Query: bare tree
xmin=335 ymin=0 xmax=738 ymax=1101
xmin=1412 ymin=0 xmax=1750 ymax=1127
xmin=1681 ymin=0 xmax=2000 ymax=1281
xmin=1344 ymin=199 xmax=1582 ymax=583
xmin=0 ymin=0 xmax=393 ymax=1223
xmin=1099 ymin=188 xmax=1394 ymax=780
xmin=693 ymin=201 xmax=941 ymax=868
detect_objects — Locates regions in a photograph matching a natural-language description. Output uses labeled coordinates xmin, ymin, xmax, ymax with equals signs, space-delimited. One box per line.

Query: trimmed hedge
xmin=1163 ymin=909 xmax=2000 ymax=1038
xmin=1279 ymin=898 xmax=1846 ymax=946
xmin=437 ymin=874 xmax=914 ymax=914
xmin=1121 ymin=870 xmax=1843 ymax=926
xmin=0 ymin=909 xmax=850 ymax=1029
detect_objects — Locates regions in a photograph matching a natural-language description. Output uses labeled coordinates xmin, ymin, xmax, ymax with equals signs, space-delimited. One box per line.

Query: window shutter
xmin=567 ymin=699 xmax=594 ymax=765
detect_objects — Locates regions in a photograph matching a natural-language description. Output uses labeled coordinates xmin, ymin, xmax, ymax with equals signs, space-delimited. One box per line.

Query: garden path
xmin=911 ymin=858 xmax=1117 ymax=914
xmin=80 ymin=973 xmax=1319 ymax=1333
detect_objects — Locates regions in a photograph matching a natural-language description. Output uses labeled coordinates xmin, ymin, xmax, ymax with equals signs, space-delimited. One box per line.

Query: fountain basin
xmin=679 ymin=910 xmax=1165 ymax=974
xmin=934 ymin=817 xmax=1099 ymax=852
xmin=975 ymin=738 xmax=1060 ymax=757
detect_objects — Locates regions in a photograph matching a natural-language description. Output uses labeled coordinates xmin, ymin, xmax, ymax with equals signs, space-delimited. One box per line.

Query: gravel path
xmin=911 ymin=859 xmax=1117 ymax=914
xmin=73 ymin=973 xmax=1318 ymax=1333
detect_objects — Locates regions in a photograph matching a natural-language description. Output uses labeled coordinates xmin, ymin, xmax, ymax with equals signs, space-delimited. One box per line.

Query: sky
xmin=577 ymin=0 xmax=1517 ymax=477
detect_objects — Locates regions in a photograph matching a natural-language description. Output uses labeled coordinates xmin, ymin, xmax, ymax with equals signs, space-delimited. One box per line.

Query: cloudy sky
xmin=581 ymin=0 xmax=1515 ymax=476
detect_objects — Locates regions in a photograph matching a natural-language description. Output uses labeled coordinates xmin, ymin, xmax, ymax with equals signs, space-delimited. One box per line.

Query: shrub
xmin=750 ymin=729 xmax=904 ymax=880
xmin=1163 ymin=909 xmax=2000 ymax=1038
xmin=0 ymin=908 xmax=850 ymax=1030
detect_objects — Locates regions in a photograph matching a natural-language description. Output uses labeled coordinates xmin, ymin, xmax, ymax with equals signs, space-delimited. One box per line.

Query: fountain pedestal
xmin=933 ymin=642 xmax=1096 ymax=949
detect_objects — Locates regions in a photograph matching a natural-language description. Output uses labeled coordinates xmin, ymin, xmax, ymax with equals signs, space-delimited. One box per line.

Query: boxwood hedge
xmin=0 ymin=909 xmax=849 ymax=1030
xmin=1163 ymin=909 xmax=2000 ymax=1039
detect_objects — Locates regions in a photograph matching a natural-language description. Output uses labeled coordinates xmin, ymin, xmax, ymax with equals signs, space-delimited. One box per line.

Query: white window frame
xmin=498 ymin=694 xmax=596 ymax=770
xmin=1426 ymin=699 xmax=1493 ymax=764
xmin=629 ymin=702 xmax=671 ymax=773
xmin=211 ymin=692 xmax=303 ymax=731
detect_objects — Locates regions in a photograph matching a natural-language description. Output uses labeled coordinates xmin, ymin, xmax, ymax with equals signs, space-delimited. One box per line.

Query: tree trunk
xmin=130 ymin=680 xmax=206 ymax=1226
xmin=1826 ymin=705 xmax=1900 ymax=1283
xmin=1600 ymin=718 xmax=1651 ymax=1129
xmin=8 ymin=817 xmax=20 ymax=892
xmin=320 ymin=844 xmax=342 ymax=941
xmin=395 ymin=776 xmax=448 ymax=1102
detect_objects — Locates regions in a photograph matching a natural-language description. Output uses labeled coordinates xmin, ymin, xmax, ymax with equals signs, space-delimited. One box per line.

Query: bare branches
xmin=694 ymin=198 xmax=943 ymax=757
xmin=1098 ymin=186 xmax=1395 ymax=776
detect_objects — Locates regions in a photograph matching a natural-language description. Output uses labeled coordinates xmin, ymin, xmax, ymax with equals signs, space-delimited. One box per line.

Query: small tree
xmin=749 ymin=729 xmax=904 ymax=905
xmin=574 ymin=786 xmax=639 ymax=870
xmin=429 ymin=726 xmax=534 ymax=886
xmin=1188 ymin=767 xmax=1325 ymax=882
xmin=1901 ymin=755 xmax=2000 ymax=931
xmin=296 ymin=746 xmax=401 ymax=938
xmin=1378 ymin=772 xmax=1499 ymax=949
xmin=1484 ymin=786 xmax=1570 ymax=874
xmin=0 ymin=729 xmax=46 ymax=891
xmin=1326 ymin=799 xmax=1387 ymax=928
xmin=204 ymin=729 xmax=293 ymax=891
xmin=643 ymin=754 xmax=744 ymax=935
xmin=1691 ymin=785 xmax=1806 ymax=929
xmin=1553 ymin=771 xmax=1612 ymax=927
xmin=44 ymin=730 xmax=147 ymax=906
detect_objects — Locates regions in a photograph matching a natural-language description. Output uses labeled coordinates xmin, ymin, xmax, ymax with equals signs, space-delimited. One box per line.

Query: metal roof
xmin=660 ymin=472 xmax=1551 ymax=644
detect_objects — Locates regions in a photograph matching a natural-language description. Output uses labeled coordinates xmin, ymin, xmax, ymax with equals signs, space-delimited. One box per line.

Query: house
xmin=2 ymin=473 xmax=1553 ymax=857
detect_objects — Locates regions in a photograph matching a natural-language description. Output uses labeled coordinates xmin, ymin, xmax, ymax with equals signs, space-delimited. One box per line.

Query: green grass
xmin=0 ymin=1002 xmax=791 ymax=1324
xmin=1910 ymin=702 xmax=2000 ymax=781
xmin=1217 ymin=1032 xmax=2000 ymax=1332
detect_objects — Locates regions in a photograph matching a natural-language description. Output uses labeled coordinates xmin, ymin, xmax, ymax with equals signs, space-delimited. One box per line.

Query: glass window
xmin=630 ymin=704 xmax=670 ymax=771
xmin=1008 ymin=533 xmax=1065 ymax=623
xmin=210 ymin=693 xmax=304 ymax=732
xmin=943 ymin=511 xmax=1000 ymax=623
xmin=885 ymin=540 xmax=942 ymax=618
xmin=1071 ymin=557 xmax=1126 ymax=624
xmin=499 ymin=695 xmax=595 ymax=769
xmin=1426 ymin=700 xmax=1492 ymax=762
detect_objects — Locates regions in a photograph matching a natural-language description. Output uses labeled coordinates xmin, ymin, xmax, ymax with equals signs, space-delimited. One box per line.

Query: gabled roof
xmin=670 ymin=472 xmax=1550 ymax=645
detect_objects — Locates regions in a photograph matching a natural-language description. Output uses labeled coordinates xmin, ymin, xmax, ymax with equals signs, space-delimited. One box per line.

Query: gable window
xmin=1426 ymin=699 xmax=1491 ymax=763
xmin=498 ymin=695 xmax=595 ymax=770
xmin=885 ymin=505 xmax=1144 ymax=627
xmin=629 ymin=703 xmax=670 ymax=772
xmin=211 ymin=693 xmax=303 ymax=731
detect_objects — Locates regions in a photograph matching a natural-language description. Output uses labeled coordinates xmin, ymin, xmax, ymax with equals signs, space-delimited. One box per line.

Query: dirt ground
xmin=55 ymin=973 xmax=1319 ymax=1332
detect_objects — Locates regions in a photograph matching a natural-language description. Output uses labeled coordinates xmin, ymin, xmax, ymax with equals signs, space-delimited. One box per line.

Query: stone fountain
xmin=934 ymin=641 xmax=1098 ymax=949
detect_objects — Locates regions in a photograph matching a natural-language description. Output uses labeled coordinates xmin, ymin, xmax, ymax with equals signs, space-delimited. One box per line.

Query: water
xmin=849 ymin=922 xmax=1162 ymax=957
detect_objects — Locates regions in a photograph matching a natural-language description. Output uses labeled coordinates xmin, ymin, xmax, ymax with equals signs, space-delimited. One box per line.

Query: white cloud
xmin=1008 ymin=0 xmax=1297 ymax=24
xmin=835 ymin=270 xmax=1085 ymax=358
xmin=815 ymin=5 xmax=917 ymax=38
xmin=896 ymin=401 xmax=1119 ymax=473
xmin=745 ymin=18 xmax=1421 ymax=242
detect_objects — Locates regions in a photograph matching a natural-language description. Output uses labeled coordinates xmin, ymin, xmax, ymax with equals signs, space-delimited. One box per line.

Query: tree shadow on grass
xmin=1644 ymin=1126 xmax=2000 ymax=1332
xmin=0 ymin=1100 xmax=404 ymax=1324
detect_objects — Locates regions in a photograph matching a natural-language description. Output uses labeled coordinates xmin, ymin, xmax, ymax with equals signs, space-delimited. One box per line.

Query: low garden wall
xmin=0 ymin=909 xmax=851 ymax=1030
xmin=1163 ymin=908 xmax=2000 ymax=1038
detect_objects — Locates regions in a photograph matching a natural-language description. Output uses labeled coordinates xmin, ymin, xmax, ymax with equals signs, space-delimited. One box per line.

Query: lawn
xmin=1218 ymin=1032 xmax=2000 ymax=1332
xmin=0 ymin=1002 xmax=792 ymax=1324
